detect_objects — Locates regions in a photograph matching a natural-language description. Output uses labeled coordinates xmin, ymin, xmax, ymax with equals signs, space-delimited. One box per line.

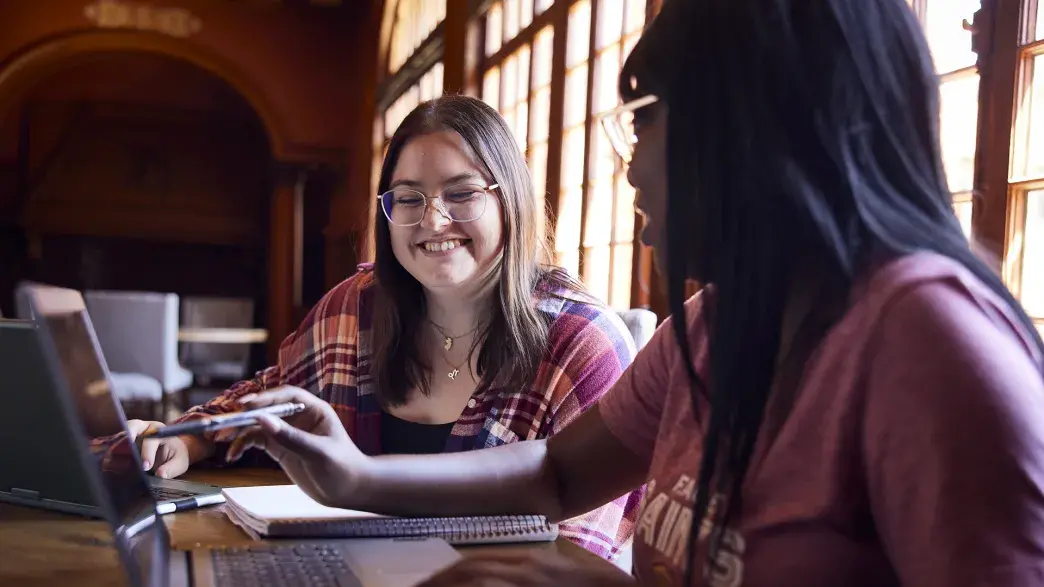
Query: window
xmin=585 ymin=0 xmax=645 ymax=308
xmin=372 ymin=0 xmax=452 ymax=261
xmin=910 ymin=0 xmax=980 ymax=238
xmin=556 ymin=0 xmax=590 ymax=281
xmin=1006 ymin=0 xmax=1044 ymax=332
xmin=480 ymin=0 xmax=648 ymax=310
xmin=373 ymin=0 xmax=659 ymax=310
xmin=388 ymin=0 xmax=446 ymax=75
xmin=481 ymin=1 xmax=557 ymax=253
xmin=372 ymin=64 xmax=445 ymax=197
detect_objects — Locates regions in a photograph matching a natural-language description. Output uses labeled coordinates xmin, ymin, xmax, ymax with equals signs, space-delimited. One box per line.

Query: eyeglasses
xmin=597 ymin=94 xmax=660 ymax=163
xmin=377 ymin=183 xmax=500 ymax=227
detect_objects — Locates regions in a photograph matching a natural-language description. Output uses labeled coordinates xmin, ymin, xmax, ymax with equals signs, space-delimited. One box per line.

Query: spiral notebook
xmin=222 ymin=485 xmax=559 ymax=546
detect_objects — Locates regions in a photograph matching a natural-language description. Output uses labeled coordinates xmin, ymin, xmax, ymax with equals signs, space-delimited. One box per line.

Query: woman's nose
xmin=419 ymin=198 xmax=452 ymax=230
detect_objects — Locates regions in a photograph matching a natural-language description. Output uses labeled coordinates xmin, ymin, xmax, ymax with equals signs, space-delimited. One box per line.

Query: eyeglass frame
xmin=597 ymin=94 xmax=660 ymax=163
xmin=375 ymin=183 xmax=501 ymax=227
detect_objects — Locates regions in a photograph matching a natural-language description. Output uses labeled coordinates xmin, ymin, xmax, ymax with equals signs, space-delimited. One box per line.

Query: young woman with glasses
xmin=216 ymin=0 xmax=1044 ymax=584
xmin=125 ymin=95 xmax=643 ymax=561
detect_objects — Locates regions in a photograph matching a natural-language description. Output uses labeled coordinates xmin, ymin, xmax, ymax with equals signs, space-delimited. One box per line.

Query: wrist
xmin=181 ymin=435 xmax=215 ymax=464
xmin=336 ymin=453 xmax=380 ymax=509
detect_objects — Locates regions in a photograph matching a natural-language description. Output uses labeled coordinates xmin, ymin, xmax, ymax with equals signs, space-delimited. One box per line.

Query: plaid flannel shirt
xmin=181 ymin=264 xmax=644 ymax=559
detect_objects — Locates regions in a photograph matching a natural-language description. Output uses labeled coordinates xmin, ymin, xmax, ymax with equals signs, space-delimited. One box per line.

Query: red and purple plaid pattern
xmin=180 ymin=265 xmax=643 ymax=560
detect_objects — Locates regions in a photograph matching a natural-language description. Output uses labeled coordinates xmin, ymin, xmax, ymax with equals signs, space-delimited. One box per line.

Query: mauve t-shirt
xmin=600 ymin=253 xmax=1044 ymax=587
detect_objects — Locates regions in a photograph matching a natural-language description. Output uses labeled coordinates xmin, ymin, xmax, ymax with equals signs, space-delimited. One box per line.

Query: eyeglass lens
xmin=381 ymin=184 xmax=489 ymax=226
xmin=603 ymin=109 xmax=639 ymax=163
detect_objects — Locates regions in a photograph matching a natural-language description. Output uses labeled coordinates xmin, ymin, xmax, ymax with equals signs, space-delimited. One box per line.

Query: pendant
xmin=448 ymin=368 xmax=460 ymax=380
xmin=444 ymin=336 xmax=453 ymax=351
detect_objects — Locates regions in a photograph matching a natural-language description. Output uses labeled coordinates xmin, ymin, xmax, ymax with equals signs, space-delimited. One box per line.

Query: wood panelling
xmin=267 ymin=165 xmax=304 ymax=363
xmin=21 ymin=101 xmax=268 ymax=246
xmin=0 ymin=1 xmax=377 ymax=329
xmin=0 ymin=0 xmax=363 ymax=162
xmin=324 ymin=1 xmax=383 ymax=288
xmin=27 ymin=234 xmax=265 ymax=300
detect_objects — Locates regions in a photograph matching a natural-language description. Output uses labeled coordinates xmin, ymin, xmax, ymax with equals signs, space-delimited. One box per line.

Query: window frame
xmin=370 ymin=0 xmax=665 ymax=315
xmin=476 ymin=0 xmax=660 ymax=312
xmin=973 ymin=0 xmax=1044 ymax=333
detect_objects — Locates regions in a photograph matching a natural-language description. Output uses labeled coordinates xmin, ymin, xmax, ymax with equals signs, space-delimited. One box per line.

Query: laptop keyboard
xmin=211 ymin=544 xmax=362 ymax=587
xmin=150 ymin=487 xmax=196 ymax=502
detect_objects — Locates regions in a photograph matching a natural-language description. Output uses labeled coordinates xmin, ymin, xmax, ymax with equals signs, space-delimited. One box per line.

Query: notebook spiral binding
xmin=272 ymin=514 xmax=558 ymax=545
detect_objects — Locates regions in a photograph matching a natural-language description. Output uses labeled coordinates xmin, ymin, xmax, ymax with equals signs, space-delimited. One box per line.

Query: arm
xmin=864 ymin=281 xmax=1044 ymax=587
xmin=248 ymin=395 xmax=649 ymax=522
xmin=235 ymin=295 xmax=692 ymax=521
xmin=133 ymin=272 xmax=368 ymax=475
xmin=182 ymin=270 xmax=371 ymax=435
xmin=361 ymin=406 xmax=647 ymax=521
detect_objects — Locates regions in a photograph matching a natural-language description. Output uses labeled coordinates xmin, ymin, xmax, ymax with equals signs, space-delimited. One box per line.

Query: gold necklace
xmin=429 ymin=321 xmax=479 ymax=379
xmin=445 ymin=356 xmax=468 ymax=380
xmin=429 ymin=321 xmax=479 ymax=351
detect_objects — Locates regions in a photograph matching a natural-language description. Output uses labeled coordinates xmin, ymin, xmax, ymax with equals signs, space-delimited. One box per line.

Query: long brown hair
xmin=371 ymin=95 xmax=580 ymax=406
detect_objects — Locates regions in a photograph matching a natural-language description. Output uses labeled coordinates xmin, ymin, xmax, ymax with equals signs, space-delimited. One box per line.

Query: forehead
xmin=391 ymin=130 xmax=487 ymax=185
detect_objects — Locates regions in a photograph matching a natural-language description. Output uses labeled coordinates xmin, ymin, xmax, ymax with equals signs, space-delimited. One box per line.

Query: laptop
xmin=16 ymin=287 xmax=464 ymax=586
xmin=3 ymin=283 xmax=223 ymax=515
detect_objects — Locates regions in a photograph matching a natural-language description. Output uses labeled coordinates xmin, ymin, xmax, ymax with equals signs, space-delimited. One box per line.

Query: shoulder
xmin=294 ymin=264 xmax=377 ymax=337
xmin=535 ymin=271 xmax=636 ymax=369
xmin=640 ymin=288 xmax=712 ymax=376
xmin=854 ymin=252 xmax=1042 ymax=367
xmin=308 ymin=264 xmax=377 ymax=319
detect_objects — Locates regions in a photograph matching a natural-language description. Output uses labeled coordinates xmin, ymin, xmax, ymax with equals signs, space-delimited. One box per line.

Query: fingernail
xmin=142 ymin=461 xmax=150 ymax=471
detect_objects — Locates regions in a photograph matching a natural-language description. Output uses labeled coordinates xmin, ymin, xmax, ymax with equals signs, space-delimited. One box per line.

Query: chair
xmin=83 ymin=290 xmax=193 ymax=418
xmin=179 ymin=297 xmax=255 ymax=387
xmin=617 ymin=308 xmax=658 ymax=351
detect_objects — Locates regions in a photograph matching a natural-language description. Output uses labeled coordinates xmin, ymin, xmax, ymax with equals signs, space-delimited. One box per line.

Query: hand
xmin=417 ymin=551 xmax=636 ymax=587
xmin=226 ymin=386 xmax=368 ymax=507
xmin=125 ymin=420 xmax=212 ymax=479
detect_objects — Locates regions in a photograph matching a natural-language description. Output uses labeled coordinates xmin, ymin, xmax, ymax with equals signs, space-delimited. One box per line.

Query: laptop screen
xmin=44 ymin=311 xmax=125 ymax=438
xmin=23 ymin=285 xmax=169 ymax=587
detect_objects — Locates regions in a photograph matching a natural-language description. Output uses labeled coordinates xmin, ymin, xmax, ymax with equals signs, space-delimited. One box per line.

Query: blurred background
xmin=0 ymin=0 xmax=1039 ymax=417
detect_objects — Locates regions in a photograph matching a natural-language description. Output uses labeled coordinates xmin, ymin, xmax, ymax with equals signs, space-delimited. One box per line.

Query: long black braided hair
xmin=619 ymin=0 xmax=1044 ymax=584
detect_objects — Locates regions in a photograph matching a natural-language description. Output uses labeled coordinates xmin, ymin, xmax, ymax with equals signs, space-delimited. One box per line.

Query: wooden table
xmin=0 ymin=469 xmax=617 ymax=586
xmin=177 ymin=328 xmax=269 ymax=344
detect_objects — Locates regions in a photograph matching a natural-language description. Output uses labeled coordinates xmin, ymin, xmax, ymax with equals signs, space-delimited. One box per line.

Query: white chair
xmin=617 ymin=308 xmax=658 ymax=351
xmin=83 ymin=290 xmax=193 ymax=415
xmin=179 ymin=297 xmax=255 ymax=386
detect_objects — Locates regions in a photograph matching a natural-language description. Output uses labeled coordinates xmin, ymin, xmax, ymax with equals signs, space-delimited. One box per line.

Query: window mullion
xmin=576 ymin=0 xmax=598 ymax=281
xmin=543 ymin=1 xmax=569 ymax=238
xmin=974 ymin=0 xmax=1022 ymax=266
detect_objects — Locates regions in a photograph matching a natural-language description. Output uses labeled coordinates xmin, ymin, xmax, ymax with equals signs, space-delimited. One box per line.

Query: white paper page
xmin=222 ymin=485 xmax=389 ymax=522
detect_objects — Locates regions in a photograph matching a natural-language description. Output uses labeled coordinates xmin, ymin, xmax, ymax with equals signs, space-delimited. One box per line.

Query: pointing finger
xmin=238 ymin=387 xmax=322 ymax=410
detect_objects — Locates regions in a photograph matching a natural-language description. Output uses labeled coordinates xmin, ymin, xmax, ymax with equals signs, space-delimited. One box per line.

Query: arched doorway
xmin=0 ymin=49 xmax=309 ymax=383
xmin=0 ymin=32 xmax=318 ymax=364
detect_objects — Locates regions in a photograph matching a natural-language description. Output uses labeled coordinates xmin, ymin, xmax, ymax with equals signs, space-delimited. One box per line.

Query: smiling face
xmin=386 ymin=131 xmax=504 ymax=294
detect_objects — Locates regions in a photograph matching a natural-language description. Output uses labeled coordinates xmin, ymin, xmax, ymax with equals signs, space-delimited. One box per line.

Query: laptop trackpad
xmin=344 ymin=538 xmax=462 ymax=586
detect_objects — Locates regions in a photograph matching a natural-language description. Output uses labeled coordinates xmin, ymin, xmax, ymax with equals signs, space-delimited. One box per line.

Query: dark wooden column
xmin=972 ymin=0 xmax=1021 ymax=269
xmin=267 ymin=163 xmax=306 ymax=364
xmin=444 ymin=0 xmax=482 ymax=96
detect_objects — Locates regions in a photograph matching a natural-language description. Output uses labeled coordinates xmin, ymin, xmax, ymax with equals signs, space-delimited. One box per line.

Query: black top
xmin=379 ymin=410 xmax=456 ymax=455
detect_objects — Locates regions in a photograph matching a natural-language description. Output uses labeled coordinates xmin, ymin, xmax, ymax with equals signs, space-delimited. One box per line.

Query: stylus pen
xmin=142 ymin=402 xmax=307 ymax=439
xmin=155 ymin=493 xmax=226 ymax=516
